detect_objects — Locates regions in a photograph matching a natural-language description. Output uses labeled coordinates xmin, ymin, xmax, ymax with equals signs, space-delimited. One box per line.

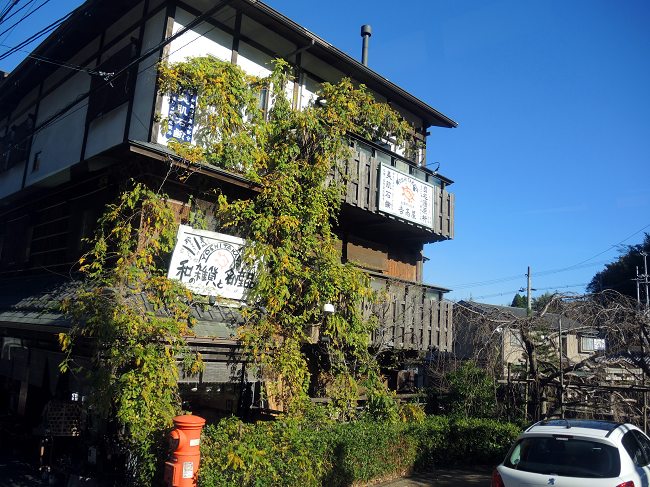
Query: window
xmin=298 ymin=72 xmax=320 ymax=111
xmin=375 ymin=149 xmax=391 ymax=165
xmin=394 ymin=159 xmax=410 ymax=174
xmin=257 ymin=87 xmax=268 ymax=112
xmin=505 ymin=437 xmax=620 ymax=478
xmin=427 ymin=175 xmax=442 ymax=188
xmin=426 ymin=289 xmax=440 ymax=302
xmin=409 ymin=166 xmax=427 ymax=181
xmin=1 ymin=118 xmax=33 ymax=171
xmin=580 ymin=336 xmax=595 ymax=352
xmin=356 ymin=141 xmax=372 ymax=159
xmin=633 ymin=430 xmax=650 ymax=465
xmin=86 ymin=41 xmax=138 ymax=121
xmin=623 ymin=431 xmax=650 ymax=467
xmin=580 ymin=335 xmax=605 ymax=353
xmin=32 ymin=151 xmax=41 ymax=172
xmin=510 ymin=331 xmax=522 ymax=347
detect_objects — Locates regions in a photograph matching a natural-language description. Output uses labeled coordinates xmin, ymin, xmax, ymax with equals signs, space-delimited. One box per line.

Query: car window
xmin=623 ymin=431 xmax=647 ymax=467
xmin=504 ymin=437 xmax=620 ymax=478
xmin=633 ymin=431 xmax=650 ymax=466
xmin=508 ymin=443 xmax=522 ymax=466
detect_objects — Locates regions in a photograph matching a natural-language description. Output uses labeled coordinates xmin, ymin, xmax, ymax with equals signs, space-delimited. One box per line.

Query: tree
xmin=532 ymin=291 xmax=555 ymax=312
xmin=511 ymin=293 xmax=526 ymax=308
xmin=60 ymin=56 xmax=419 ymax=483
xmin=444 ymin=361 xmax=496 ymax=418
xmin=587 ymin=233 xmax=650 ymax=301
xmin=453 ymin=291 xmax=650 ymax=424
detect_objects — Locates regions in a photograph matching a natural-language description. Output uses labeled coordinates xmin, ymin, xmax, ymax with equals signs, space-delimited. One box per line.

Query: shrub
xmin=444 ymin=361 xmax=496 ymax=418
xmin=198 ymin=414 xmax=521 ymax=486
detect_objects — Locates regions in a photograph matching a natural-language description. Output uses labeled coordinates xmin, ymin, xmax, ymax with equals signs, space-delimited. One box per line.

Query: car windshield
xmin=504 ymin=436 xmax=621 ymax=478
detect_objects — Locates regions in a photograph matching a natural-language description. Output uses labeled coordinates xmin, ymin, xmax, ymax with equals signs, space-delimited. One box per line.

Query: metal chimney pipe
xmin=361 ymin=25 xmax=371 ymax=66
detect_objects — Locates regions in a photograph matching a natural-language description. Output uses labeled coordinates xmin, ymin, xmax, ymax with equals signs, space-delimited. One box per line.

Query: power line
xmin=0 ymin=0 xmax=39 ymax=26
xmin=1 ymin=0 xmax=238 ymax=158
xmin=0 ymin=11 xmax=69 ymax=60
xmin=470 ymin=283 xmax=589 ymax=301
xmin=449 ymin=260 xmax=610 ymax=290
xmin=0 ymin=0 xmax=52 ymax=39
xmin=0 ymin=0 xmax=20 ymax=24
xmin=440 ymin=222 xmax=650 ymax=290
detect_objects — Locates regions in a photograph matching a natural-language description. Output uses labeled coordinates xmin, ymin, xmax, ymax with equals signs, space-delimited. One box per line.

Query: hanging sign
xmin=378 ymin=163 xmax=434 ymax=228
xmin=164 ymin=90 xmax=197 ymax=143
xmin=168 ymin=225 xmax=257 ymax=300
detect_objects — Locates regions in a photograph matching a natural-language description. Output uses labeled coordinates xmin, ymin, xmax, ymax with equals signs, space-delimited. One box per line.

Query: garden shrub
xmin=198 ymin=414 xmax=521 ymax=487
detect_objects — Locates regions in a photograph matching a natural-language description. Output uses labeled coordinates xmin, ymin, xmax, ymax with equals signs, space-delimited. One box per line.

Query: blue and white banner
xmin=165 ymin=90 xmax=197 ymax=143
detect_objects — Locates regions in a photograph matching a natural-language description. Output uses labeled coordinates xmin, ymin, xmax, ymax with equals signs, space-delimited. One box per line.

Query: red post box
xmin=163 ymin=414 xmax=206 ymax=487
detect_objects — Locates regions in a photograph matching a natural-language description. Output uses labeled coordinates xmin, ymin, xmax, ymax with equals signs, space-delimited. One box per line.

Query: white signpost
xmin=377 ymin=163 xmax=435 ymax=228
xmin=168 ymin=225 xmax=257 ymax=300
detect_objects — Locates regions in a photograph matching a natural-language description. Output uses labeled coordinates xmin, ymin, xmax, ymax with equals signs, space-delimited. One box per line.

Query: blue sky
xmin=2 ymin=0 xmax=649 ymax=305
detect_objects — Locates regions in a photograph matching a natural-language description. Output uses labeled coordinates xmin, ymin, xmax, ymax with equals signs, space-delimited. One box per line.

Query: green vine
xmin=157 ymin=57 xmax=415 ymax=415
xmin=60 ymin=181 xmax=203 ymax=485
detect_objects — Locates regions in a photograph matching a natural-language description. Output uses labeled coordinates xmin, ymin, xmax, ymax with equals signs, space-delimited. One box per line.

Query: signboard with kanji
xmin=377 ymin=163 xmax=435 ymax=228
xmin=168 ymin=225 xmax=257 ymax=300
xmin=164 ymin=90 xmax=197 ymax=143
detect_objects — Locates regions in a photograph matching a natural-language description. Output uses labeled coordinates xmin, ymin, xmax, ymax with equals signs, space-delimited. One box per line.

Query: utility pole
xmin=527 ymin=266 xmax=532 ymax=312
xmin=637 ymin=266 xmax=642 ymax=312
xmin=642 ymin=251 xmax=649 ymax=309
xmin=559 ymin=317 xmax=564 ymax=419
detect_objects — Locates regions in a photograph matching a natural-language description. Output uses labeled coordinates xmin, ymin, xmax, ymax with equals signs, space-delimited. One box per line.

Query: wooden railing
xmin=365 ymin=276 xmax=453 ymax=353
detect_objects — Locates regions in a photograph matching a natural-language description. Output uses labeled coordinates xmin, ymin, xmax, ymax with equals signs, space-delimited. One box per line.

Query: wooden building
xmin=0 ymin=0 xmax=457 ymax=431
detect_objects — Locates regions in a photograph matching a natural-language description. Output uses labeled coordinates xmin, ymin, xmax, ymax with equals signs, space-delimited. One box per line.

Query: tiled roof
xmin=456 ymin=300 xmax=585 ymax=331
xmin=0 ymin=274 xmax=243 ymax=338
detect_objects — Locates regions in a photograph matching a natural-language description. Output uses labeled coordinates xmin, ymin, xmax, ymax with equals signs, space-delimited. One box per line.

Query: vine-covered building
xmin=0 ymin=0 xmax=457 ymax=438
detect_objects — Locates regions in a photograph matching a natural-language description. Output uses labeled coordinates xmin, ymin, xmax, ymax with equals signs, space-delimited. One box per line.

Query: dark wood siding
xmin=367 ymin=278 xmax=453 ymax=353
xmin=335 ymin=151 xmax=455 ymax=241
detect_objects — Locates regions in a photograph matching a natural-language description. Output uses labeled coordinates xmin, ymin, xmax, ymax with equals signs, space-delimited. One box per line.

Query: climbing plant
xmin=60 ymin=181 xmax=204 ymax=485
xmin=157 ymin=57 xmax=416 ymax=414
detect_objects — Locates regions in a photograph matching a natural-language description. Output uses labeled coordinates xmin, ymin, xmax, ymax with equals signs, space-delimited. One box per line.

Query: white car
xmin=492 ymin=419 xmax=650 ymax=487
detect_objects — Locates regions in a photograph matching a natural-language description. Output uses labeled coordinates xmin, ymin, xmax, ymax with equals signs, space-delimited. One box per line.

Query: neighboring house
xmin=0 ymin=0 xmax=457 ymax=427
xmin=453 ymin=301 xmax=650 ymax=422
xmin=453 ymin=300 xmax=604 ymax=377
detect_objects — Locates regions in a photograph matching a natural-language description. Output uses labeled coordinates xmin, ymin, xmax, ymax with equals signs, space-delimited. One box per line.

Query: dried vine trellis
xmin=434 ymin=291 xmax=650 ymax=428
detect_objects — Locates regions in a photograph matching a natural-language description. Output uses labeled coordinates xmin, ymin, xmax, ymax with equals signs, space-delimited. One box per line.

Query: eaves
xmin=126 ymin=140 xmax=261 ymax=192
xmin=229 ymin=0 xmax=459 ymax=129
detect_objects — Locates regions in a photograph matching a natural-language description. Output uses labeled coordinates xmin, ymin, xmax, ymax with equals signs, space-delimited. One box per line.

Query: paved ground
xmin=0 ymin=447 xmax=495 ymax=487
xmin=371 ymin=465 xmax=495 ymax=487
xmin=0 ymin=452 xmax=42 ymax=487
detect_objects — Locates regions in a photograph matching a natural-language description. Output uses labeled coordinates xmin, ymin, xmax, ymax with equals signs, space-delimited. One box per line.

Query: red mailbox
xmin=163 ymin=414 xmax=206 ymax=487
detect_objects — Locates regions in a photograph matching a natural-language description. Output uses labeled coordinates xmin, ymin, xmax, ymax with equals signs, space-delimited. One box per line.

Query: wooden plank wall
xmin=339 ymin=153 xmax=454 ymax=240
xmin=386 ymin=259 xmax=416 ymax=281
xmin=368 ymin=280 xmax=453 ymax=352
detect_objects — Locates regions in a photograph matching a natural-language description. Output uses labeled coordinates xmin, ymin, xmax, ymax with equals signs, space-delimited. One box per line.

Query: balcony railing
xmin=365 ymin=275 xmax=453 ymax=353
xmin=334 ymin=143 xmax=454 ymax=241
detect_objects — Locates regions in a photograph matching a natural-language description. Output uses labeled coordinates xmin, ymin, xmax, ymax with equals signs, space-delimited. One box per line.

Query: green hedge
xmin=198 ymin=416 xmax=521 ymax=487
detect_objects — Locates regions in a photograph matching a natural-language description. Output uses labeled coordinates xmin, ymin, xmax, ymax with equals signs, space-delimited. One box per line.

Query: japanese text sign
xmin=168 ymin=225 xmax=257 ymax=300
xmin=165 ymin=90 xmax=197 ymax=143
xmin=377 ymin=163 xmax=434 ymax=228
